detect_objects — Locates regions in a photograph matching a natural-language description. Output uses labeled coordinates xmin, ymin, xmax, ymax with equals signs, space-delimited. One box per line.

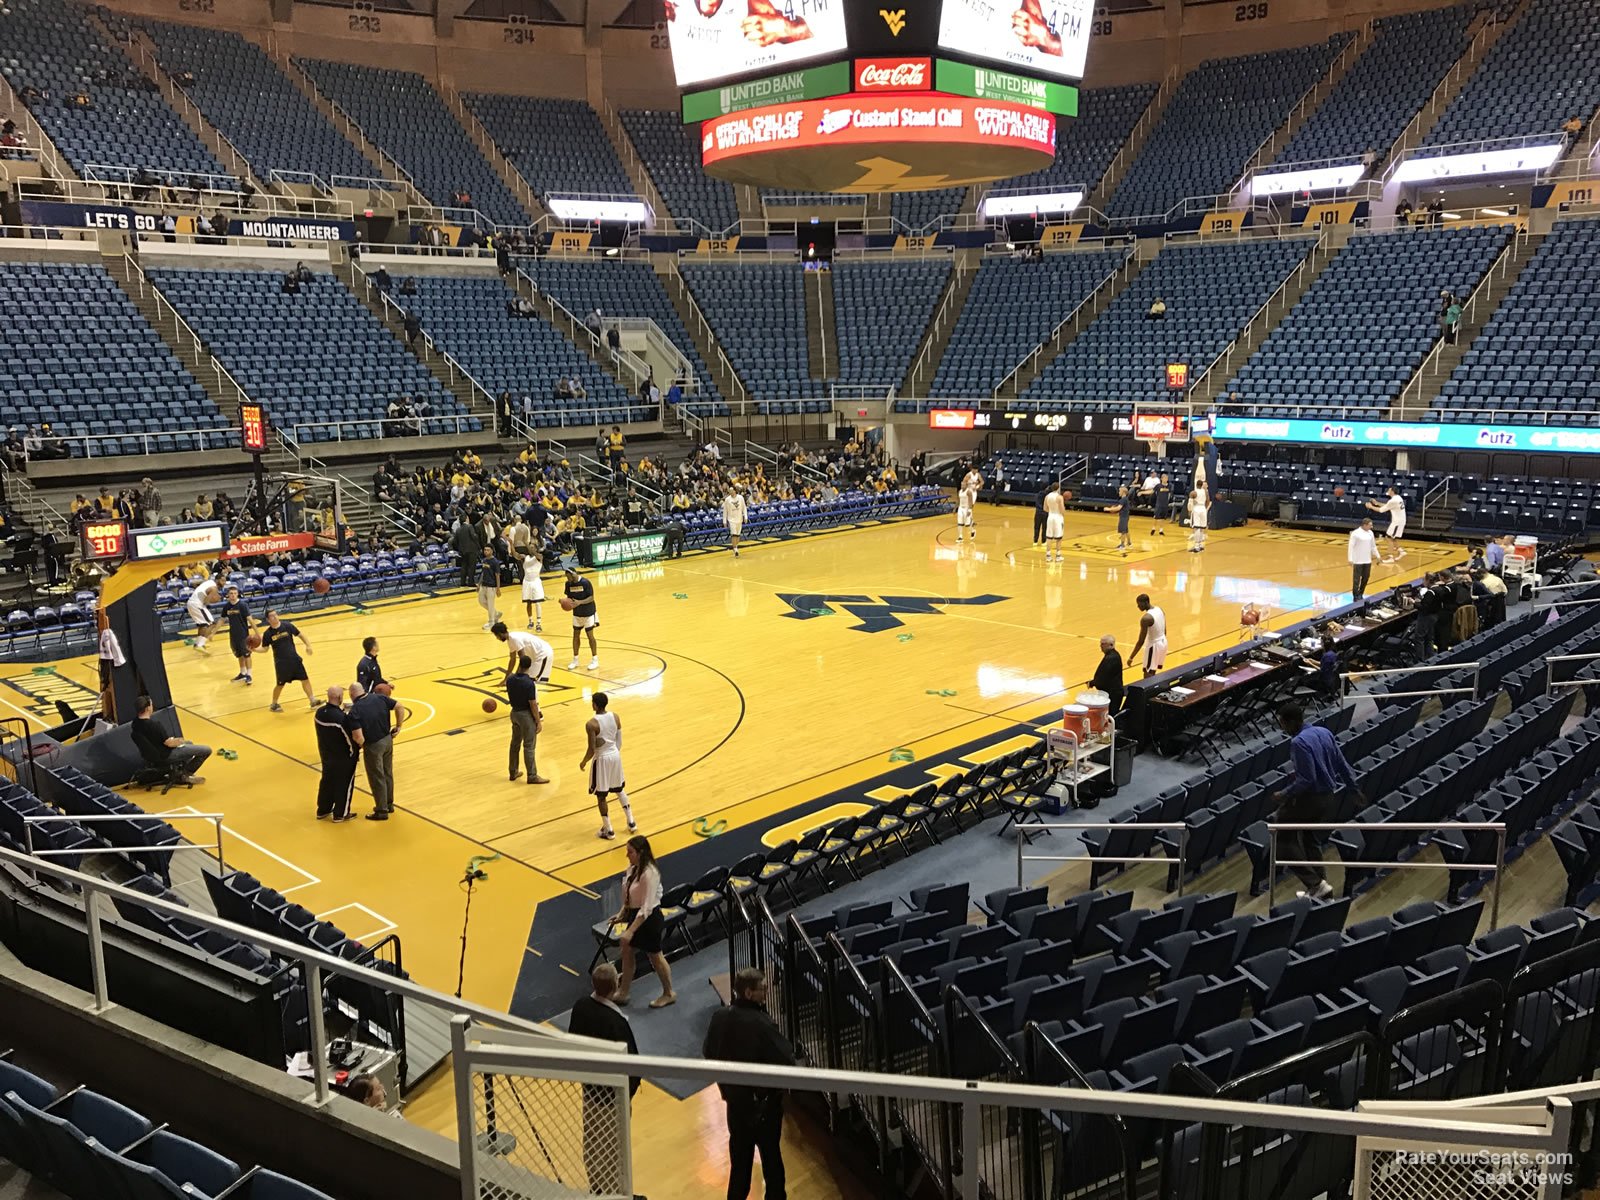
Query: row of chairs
xmin=46 ymin=766 xmax=186 ymax=884
xmin=0 ymin=1052 xmax=333 ymax=1199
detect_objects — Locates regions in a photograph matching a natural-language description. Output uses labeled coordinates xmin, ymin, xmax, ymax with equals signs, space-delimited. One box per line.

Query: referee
xmin=505 ymin=653 xmax=548 ymax=785
xmin=313 ymin=685 xmax=363 ymax=823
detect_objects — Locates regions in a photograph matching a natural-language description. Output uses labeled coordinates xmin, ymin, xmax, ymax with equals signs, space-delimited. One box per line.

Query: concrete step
xmin=658 ymin=262 xmax=750 ymax=411
xmin=902 ymin=252 xmax=979 ymax=398
xmin=438 ymin=82 xmax=545 ymax=224
xmin=805 ymin=267 xmax=837 ymax=381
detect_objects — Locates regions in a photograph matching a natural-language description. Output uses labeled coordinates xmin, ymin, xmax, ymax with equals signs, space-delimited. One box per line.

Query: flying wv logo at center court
xmin=879 ymin=8 xmax=906 ymax=35
xmin=778 ymin=593 xmax=1009 ymax=633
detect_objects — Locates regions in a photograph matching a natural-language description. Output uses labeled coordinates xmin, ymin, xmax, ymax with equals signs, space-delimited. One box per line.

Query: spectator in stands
xmin=607 ymin=324 xmax=622 ymax=361
xmin=1427 ymin=198 xmax=1445 ymax=228
xmin=1396 ymin=198 xmax=1414 ymax=226
xmin=666 ymin=378 xmax=683 ymax=409
xmin=1147 ymin=297 xmax=1167 ymax=321
xmin=131 ymin=694 xmax=211 ymax=784
xmin=194 ymin=494 xmax=215 ymax=521
xmin=495 ymin=239 xmax=511 ymax=275
xmin=159 ymin=212 xmax=176 ymax=242
xmin=344 ymin=1075 xmax=393 ymax=1112
xmin=567 ymin=962 xmax=639 ymax=1194
xmin=281 ymin=269 xmax=300 ymax=295
xmin=32 ymin=423 xmax=67 ymax=460
xmin=585 ymin=307 xmax=604 ymax=341
xmin=399 ymin=277 xmax=418 ymax=296
xmin=403 ymin=309 xmax=422 ymax=349
xmin=569 ymin=375 xmax=587 ymax=400
xmin=2 ymin=430 xmax=28 ymax=471
xmin=1273 ymin=701 xmax=1359 ymax=901
xmin=1563 ymin=116 xmax=1584 ymax=146
xmin=1090 ymin=634 xmax=1125 ymax=716
xmin=371 ymin=266 xmax=392 ymax=293
xmin=1476 ymin=567 xmax=1507 ymax=627
xmin=1443 ymin=297 xmax=1462 ymax=344
xmin=496 ymin=391 xmax=512 ymax=438
xmin=138 ymin=478 xmax=162 ymax=523
xmin=704 ymin=966 xmax=795 ymax=1200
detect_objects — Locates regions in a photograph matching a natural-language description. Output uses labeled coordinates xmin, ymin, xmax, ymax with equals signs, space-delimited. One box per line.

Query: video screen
xmin=937 ymin=0 xmax=1095 ymax=82
xmin=664 ymin=0 xmax=852 ymax=89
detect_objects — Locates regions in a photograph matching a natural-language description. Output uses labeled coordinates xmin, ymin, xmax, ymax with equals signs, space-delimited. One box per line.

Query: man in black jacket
xmin=1090 ymin=634 xmax=1125 ymax=716
xmin=703 ymin=968 xmax=795 ymax=1200
xmin=568 ymin=963 xmax=639 ymax=1196
xmin=452 ymin=517 xmax=482 ymax=588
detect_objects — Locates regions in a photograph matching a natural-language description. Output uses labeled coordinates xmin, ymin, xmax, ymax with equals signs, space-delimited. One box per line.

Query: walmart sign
xmin=1213 ymin=417 xmax=1600 ymax=455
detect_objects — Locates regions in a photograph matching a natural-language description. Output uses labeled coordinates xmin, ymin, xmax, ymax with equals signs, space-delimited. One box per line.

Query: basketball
xmin=375 ymin=682 xmax=393 ymax=696
xmin=481 ymin=698 xmax=498 ymax=713
xmin=1062 ymin=490 xmax=1073 ymax=502
xmin=312 ymin=577 xmax=331 ymax=594
xmin=559 ymin=596 xmax=576 ymax=612
xmin=1333 ymin=486 xmax=1346 ymax=498
xmin=246 ymin=633 xmax=261 ymax=650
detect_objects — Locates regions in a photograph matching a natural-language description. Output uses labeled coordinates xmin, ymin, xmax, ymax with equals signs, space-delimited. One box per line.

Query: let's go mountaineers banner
xmin=19 ymin=200 xmax=354 ymax=241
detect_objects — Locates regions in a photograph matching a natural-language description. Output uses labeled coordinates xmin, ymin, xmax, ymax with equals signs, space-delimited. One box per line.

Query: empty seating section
xmin=0 ymin=262 xmax=223 ymax=456
xmin=682 ymin=263 xmax=826 ymax=405
xmin=832 ymin=261 xmax=950 ymax=390
xmin=464 ymin=93 xmax=632 ymax=200
xmin=1433 ymin=218 xmax=1600 ymax=422
xmin=295 ymin=59 xmax=528 ymax=226
xmin=398 ymin=274 xmax=640 ymax=423
xmin=522 ymin=258 xmax=719 ymax=403
xmin=1228 ymin=225 xmax=1510 ymax=416
xmin=1106 ymin=38 xmax=1350 ymax=220
xmin=1454 ymin=476 xmax=1598 ymax=536
xmin=1006 ymin=82 xmax=1159 ymax=192
xmin=929 ymin=249 xmax=1127 ymax=400
xmin=620 ymin=109 xmax=739 ymax=232
xmin=1273 ymin=6 xmax=1476 ymax=166
xmin=1422 ymin=0 xmax=1600 ymax=150
xmin=133 ymin=20 xmax=379 ymax=186
xmin=890 ymin=188 xmax=966 ymax=234
xmin=148 ymin=268 xmax=463 ymax=440
xmin=0 ymin=0 xmax=229 ymax=180
xmin=1025 ymin=238 xmax=1314 ymax=410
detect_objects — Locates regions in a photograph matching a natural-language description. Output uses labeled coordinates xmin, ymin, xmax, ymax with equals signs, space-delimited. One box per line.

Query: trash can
xmin=1278 ymin=499 xmax=1299 ymax=522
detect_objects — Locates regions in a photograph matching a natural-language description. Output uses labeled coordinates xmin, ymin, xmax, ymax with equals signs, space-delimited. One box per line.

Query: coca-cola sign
xmin=855 ymin=57 xmax=932 ymax=92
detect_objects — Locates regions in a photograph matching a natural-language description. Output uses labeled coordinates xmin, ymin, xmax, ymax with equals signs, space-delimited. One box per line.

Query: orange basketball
xmin=312 ymin=577 xmax=331 ymax=594
xmin=246 ymin=633 xmax=262 ymax=650
xmin=375 ymin=682 xmax=393 ymax=696
xmin=1062 ymin=490 xmax=1073 ymax=502
xmin=559 ymin=596 xmax=576 ymax=612
xmin=1333 ymin=486 xmax=1345 ymax=498
xmin=481 ymin=697 xmax=498 ymax=713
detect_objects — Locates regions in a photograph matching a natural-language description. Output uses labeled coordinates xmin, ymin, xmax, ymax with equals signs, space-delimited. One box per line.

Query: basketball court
xmin=0 ymin=502 xmax=1460 ymax=1144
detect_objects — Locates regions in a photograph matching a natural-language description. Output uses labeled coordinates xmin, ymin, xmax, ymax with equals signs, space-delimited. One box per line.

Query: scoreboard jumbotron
xmin=667 ymin=0 xmax=1092 ymax=194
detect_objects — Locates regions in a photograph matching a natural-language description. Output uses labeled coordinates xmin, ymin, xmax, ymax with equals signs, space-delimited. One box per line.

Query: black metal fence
xmin=735 ymin=910 xmax=1600 ymax=1200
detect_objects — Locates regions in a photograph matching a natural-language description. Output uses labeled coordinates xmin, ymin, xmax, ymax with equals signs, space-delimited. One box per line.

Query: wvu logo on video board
xmin=880 ymin=8 xmax=906 ymax=35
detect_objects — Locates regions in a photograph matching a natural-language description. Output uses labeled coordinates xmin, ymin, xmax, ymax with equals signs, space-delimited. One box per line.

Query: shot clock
xmin=240 ymin=402 xmax=268 ymax=454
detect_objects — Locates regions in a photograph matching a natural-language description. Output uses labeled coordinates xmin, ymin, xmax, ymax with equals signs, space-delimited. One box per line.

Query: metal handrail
xmin=440 ymin=86 xmax=543 ymax=224
xmin=1188 ymin=231 xmax=1326 ymax=403
xmin=346 ymin=262 xmax=497 ymax=413
xmin=905 ymin=256 xmax=971 ymax=396
xmin=1092 ymin=65 xmax=1179 ymax=209
xmin=607 ymin=317 xmax=696 ymax=391
xmin=0 ymin=68 xmax=66 ymax=181
xmin=1543 ymin=652 xmax=1600 ymax=690
xmin=512 ymin=265 xmax=649 ymax=392
xmin=1419 ymin=474 xmax=1454 ymax=526
xmin=1383 ymin=6 xmax=1502 ymax=174
xmin=0 ymin=841 xmax=586 ymax=1107
xmin=1340 ymin=660 xmax=1482 ymax=701
xmin=23 ymin=428 xmax=241 ymax=462
xmin=123 ymin=29 xmax=260 ymax=191
xmin=1230 ymin=26 xmax=1368 ymax=196
xmin=664 ymin=261 xmax=749 ymax=409
xmin=24 ymin=811 xmax=225 ymax=871
xmin=285 ymin=56 xmax=423 ymax=206
xmin=121 ymin=253 xmax=259 ymax=411
xmin=1398 ymin=226 xmax=1527 ymax=414
xmin=993 ymin=247 xmax=1135 ymax=399
xmin=1018 ymin=822 xmax=1190 ymax=891
xmin=1265 ymin=820 xmax=1507 ymax=928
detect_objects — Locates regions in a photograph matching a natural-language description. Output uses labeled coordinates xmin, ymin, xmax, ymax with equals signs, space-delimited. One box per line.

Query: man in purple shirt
xmin=1274 ymin=702 xmax=1361 ymax=900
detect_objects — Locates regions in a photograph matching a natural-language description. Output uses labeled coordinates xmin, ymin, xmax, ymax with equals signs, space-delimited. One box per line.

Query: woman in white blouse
xmin=612 ymin=835 xmax=676 ymax=1008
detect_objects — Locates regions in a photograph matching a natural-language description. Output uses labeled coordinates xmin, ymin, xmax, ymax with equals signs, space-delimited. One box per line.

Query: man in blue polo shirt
xmin=350 ymin=680 xmax=409 ymax=820
xmin=1274 ymin=702 xmax=1360 ymax=900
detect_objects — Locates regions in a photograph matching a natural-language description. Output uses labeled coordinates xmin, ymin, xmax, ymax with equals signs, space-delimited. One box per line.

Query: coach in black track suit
xmin=313 ymin=685 xmax=363 ymax=822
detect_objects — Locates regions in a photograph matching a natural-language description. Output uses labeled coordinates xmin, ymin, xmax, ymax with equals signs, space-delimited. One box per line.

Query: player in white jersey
xmin=1187 ymin=490 xmax=1209 ymax=553
xmin=722 ymin=486 xmax=748 ymax=557
xmin=492 ymin=622 xmax=553 ymax=683
xmin=580 ymin=692 xmax=634 ymax=840
xmin=1042 ymin=482 xmax=1066 ymax=562
xmin=956 ymin=468 xmax=983 ymax=541
xmin=521 ymin=539 xmax=546 ymax=630
xmin=1366 ymin=487 xmax=1407 ymax=562
xmin=1127 ymin=593 xmax=1169 ymax=677
xmin=185 ymin=573 xmax=223 ymax=652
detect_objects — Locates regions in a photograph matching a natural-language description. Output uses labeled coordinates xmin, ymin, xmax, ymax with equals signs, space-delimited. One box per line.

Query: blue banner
xmin=19 ymin=199 xmax=161 ymax=233
xmin=1213 ymin=416 xmax=1600 ymax=455
xmin=18 ymin=200 xmax=354 ymax=242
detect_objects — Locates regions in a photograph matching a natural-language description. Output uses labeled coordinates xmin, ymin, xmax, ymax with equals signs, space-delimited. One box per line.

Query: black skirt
xmin=621 ymin=906 xmax=663 ymax=956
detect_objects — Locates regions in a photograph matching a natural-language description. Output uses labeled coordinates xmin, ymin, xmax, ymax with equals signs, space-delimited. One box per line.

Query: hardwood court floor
xmin=0 ymin=504 xmax=1462 ymax=1190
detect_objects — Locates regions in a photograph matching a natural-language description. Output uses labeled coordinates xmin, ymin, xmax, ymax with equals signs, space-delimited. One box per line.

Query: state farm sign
xmin=855 ymin=57 xmax=931 ymax=92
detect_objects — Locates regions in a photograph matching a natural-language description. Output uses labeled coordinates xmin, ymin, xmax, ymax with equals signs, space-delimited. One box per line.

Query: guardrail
xmin=1340 ymin=661 xmax=1482 ymax=702
xmin=608 ymin=317 xmax=697 ymax=393
xmin=1265 ymin=820 xmax=1507 ymax=928
xmin=347 ymin=262 xmax=498 ymax=412
xmin=1544 ymin=652 xmax=1600 ymax=690
xmin=24 ymin=811 xmax=225 ymax=870
xmin=23 ymin=427 xmax=241 ymax=462
xmin=1017 ymin=822 xmax=1190 ymax=891
xmin=0 ymin=840 xmax=587 ymax=1108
